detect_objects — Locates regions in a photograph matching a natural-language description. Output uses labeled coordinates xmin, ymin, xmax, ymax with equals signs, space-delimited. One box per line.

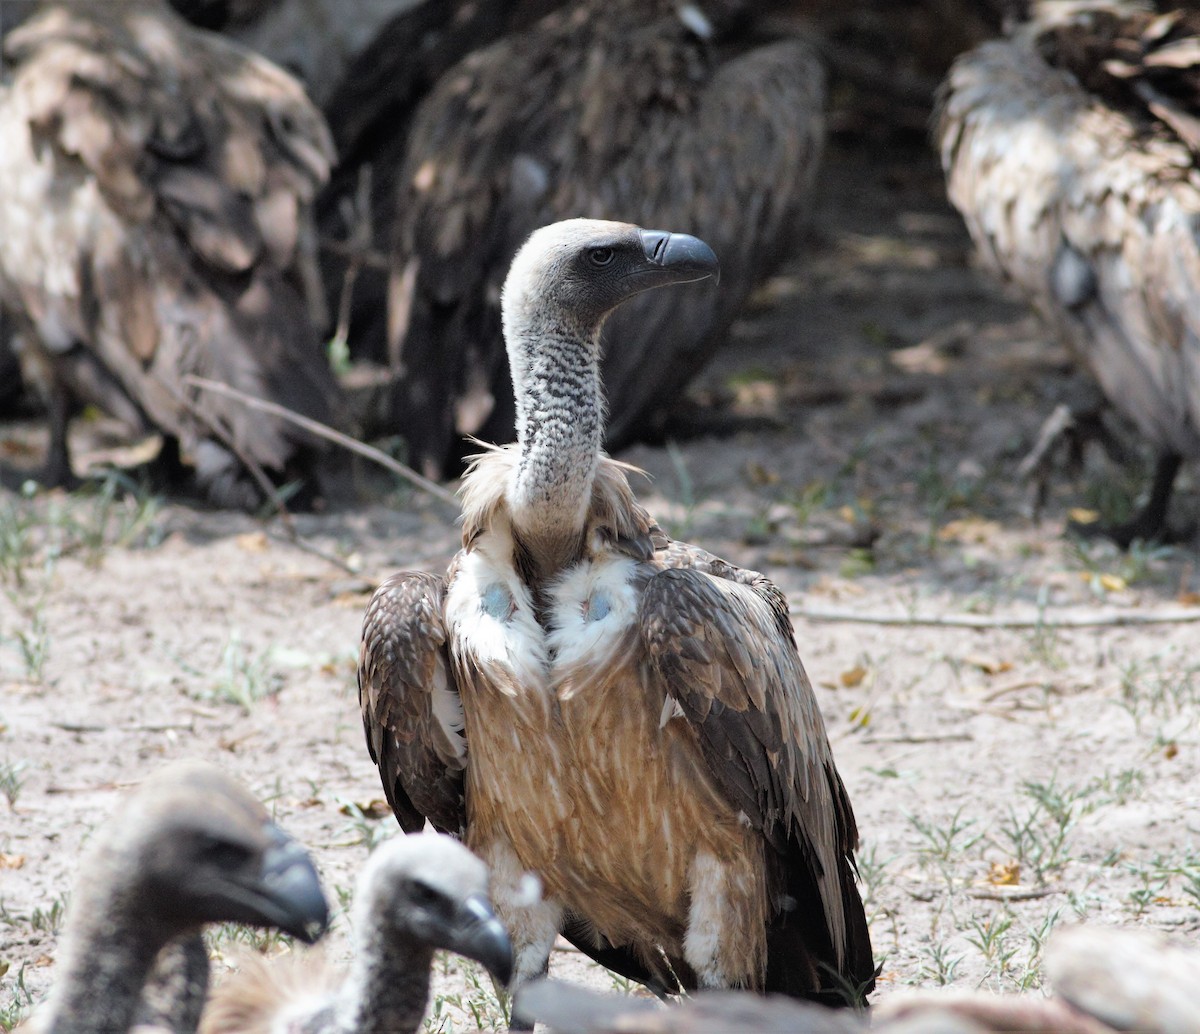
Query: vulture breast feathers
xmin=376 ymin=0 xmax=825 ymax=477
xmin=0 ymin=0 xmax=337 ymax=508
xmin=936 ymin=2 xmax=1200 ymax=535
xmin=364 ymin=240 xmax=872 ymax=1009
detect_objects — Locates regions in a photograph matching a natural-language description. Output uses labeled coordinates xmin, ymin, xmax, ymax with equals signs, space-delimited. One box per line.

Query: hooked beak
xmin=447 ymin=893 xmax=514 ymax=987
xmin=637 ymin=229 xmax=720 ymax=286
xmin=253 ymin=826 xmax=330 ymax=944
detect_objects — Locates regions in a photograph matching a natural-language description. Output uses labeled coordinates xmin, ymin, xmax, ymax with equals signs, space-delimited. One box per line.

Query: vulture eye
xmin=588 ymin=247 xmax=614 ymax=267
xmin=409 ymin=879 xmax=443 ymax=909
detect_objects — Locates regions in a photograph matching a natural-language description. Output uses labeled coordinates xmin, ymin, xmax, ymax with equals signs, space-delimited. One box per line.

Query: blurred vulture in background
xmin=322 ymin=0 xmax=826 ymax=478
xmin=0 ymin=0 xmax=338 ymax=508
xmin=937 ymin=1 xmax=1200 ymax=545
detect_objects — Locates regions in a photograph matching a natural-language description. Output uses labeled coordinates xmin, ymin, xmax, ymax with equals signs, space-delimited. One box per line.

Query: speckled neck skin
xmin=502 ymin=297 xmax=605 ymax=579
xmin=333 ymin=920 xmax=434 ymax=1034
xmin=43 ymin=907 xmax=164 ymax=1034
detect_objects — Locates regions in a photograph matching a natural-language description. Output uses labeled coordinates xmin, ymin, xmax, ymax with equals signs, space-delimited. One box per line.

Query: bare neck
xmin=504 ymin=306 xmax=604 ymax=580
xmin=335 ymin=923 xmax=433 ymax=1034
xmin=44 ymin=909 xmax=164 ymax=1034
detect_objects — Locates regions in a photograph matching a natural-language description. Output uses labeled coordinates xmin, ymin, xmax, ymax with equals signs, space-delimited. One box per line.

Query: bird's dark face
xmin=127 ymin=767 xmax=330 ymax=945
xmin=504 ymin=219 xmax=720 ymax=333
xmin=363 ymin=834 xmax=514 ymax=987
xmin=397 ymin=878 xmax=514 ymax=987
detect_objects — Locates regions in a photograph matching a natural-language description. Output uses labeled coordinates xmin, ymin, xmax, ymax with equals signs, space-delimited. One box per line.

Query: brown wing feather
xmin=0 ymin=0 xmax=337 ymax=506
xmin=639 ymin=545 xmax=874 ymax=1001
xmin=359 ymin=569 xmax=467 ymax=836
xmin=378 ymin=2 xmax=824 ymax=476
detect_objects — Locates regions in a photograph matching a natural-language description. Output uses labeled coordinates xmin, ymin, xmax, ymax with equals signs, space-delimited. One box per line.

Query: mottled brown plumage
xmin=324 ymin=0 xmax=824 ymax=477
xmin=0 ymin=0 xmax=338 ymax=508
xmin=360 ymin=221 xmax=873 ymax=1012
xmin=936 ymin=1 xmax=1200 ymax=543
xmin=22 ymin=761 xmax=328 ymax=1034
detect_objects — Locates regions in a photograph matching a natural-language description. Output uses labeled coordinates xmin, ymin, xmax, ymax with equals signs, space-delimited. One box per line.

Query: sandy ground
xmin=1 ymin=138 xmax=1199 ymax=1031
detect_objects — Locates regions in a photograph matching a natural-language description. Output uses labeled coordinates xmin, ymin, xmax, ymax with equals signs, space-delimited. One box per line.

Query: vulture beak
xmin=251 ymin=826 xmax=331 ymax=944
xmin=447 ymin=893 xmax=514 ymax=987
xmin=637 ymin=229 xmax=721 ymax=286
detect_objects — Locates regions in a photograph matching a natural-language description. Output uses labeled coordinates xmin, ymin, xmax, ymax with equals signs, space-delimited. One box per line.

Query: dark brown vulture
xmin=323 ymin=0 xmax=825 ymax=478
xmin=936 ymin=1 xmax=1200 ymax=544
xmin=200 ymin=832 xmax=512 ymax=1034
xmin=359 ymin=220 xmax=875 ymax=1014
xmin=25 ymin=760 xmax=328 ymax=1034
xmin=0 ymin=0 xmax=339 ymax=509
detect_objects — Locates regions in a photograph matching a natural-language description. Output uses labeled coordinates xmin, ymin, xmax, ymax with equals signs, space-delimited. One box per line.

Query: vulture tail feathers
xmin=764 ymin=829 xmax=875 ymax=1007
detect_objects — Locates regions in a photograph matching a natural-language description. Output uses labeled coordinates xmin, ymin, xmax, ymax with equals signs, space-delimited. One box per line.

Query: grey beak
xmin=258 ymin=827 xmax=330 ymax=944
xmin=638 ymin=229 xmax=720 ymax=285
xmin=453 ymin=893 xmax=514 ymax=987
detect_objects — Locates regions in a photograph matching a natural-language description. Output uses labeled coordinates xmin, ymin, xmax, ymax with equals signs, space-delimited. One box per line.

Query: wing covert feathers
xmin=359 ymin=570 xmax=466 ymax=837
xmin=639 ymin=549 xmax=873 ymax=1000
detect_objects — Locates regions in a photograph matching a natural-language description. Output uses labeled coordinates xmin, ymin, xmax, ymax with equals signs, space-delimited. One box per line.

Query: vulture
xmin=359 ymin=220 xmax=875 ymax=1011
xmin=936 ymin=1 xmax=1200 ymax=545
xmin=200 ymin=832 xmax=513 ymax=1034
xmin=24 ymin=760 xmax=329 ymax=1034
xmin=0 ymin=0 xmax=339 ymax=509
xmin=322 ymin=0 xmax=825 ymax=477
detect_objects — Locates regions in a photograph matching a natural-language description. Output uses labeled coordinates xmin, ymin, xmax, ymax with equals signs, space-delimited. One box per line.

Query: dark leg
xmin=40 ymin=381 xmax=80 ymax=491
xmin=1071 ymin=452 xmax=1183 ymax=549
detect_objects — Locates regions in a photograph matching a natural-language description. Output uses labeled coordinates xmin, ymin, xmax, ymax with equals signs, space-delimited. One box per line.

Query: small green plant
xmin=917 ymin=940 xmax=963 ymax=986
xmin=854 ymin=842 xmax=893 ymax=907
xmin=209 ymin=633 xmax=282 ymax=712
xmin=425 ymin=958 xmax=510 ymax=1032
xmin=908 ymin=807 xmax=982 ymax=888
xmin=204 ymin=922 xmax=293 ymax=955
xmin=334 ymin=798 xmax=396 ymax=853
xmin=11 ymin=609 xmax=50 ymax=683
xmin=29 ymin=894 xmax=67 ymax=935
xmin=662 ymin=442 xmax=698 ymax=541
xmin=1125 ymin=864 xmax=1167 ymax=917
xmin=0 ymin=963 xmax=34 ymax=1032
xmin=0 ymin=761 xmax=28 ymax=810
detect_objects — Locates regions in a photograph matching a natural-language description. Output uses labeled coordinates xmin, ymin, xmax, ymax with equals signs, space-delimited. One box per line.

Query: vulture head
xmin=79 ymin=760 xmax=330 ymax=946
xmin=354 ymin=833 xmax=514 ymax=987
xmin=502 ymin=218 xmax=720 ymax=346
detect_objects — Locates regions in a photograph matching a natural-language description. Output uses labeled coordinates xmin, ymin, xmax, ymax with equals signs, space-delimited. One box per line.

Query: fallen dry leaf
xmin=988 ymin=860 xmax=1020 ymax=886
xmin=1164 ymin=741 xmax=1179 ymax=760
xmin=938 ymin=518 xmax=1001 ymax=544
xmin=0 ymin=853 xmax=25 ymax=870
xmin=847 ymin=706 xmax=871 ymax=728
xmin=235 ymin=532 xmax=269 ymax=553
xmin=341 ymin=798 xmax=392 ymax=820
xmin=964 ymin=654 xmax=1013 ymax=676
xmin=745 ymin=461 xmax=779 ymax=486
xmin=1099 ymin=573 xmax=1127 ymax=592
xmin=1069 ymin=507 xmax=1100 ymax=524
xmin=1178 ymin=592 xmax=1200 ymax=606
xmin=840 ymin=665 xmax=869 ymax=688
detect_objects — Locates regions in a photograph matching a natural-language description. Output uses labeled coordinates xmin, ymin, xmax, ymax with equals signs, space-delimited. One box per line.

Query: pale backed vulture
xmin=22 ymin=760 xmax=328 ymax=1034
xmin=359 ymin=220 xmax=875 ymax=1012
xmin=200 ymin=832 xmax=512 ymax=1034
xmin=936 ymin=1 xmax=1200 ymax=544
xmin=320 ymin=0 xmax=824 ymax=477
xmin=0 ymin=0 xmax=338 ymax=508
